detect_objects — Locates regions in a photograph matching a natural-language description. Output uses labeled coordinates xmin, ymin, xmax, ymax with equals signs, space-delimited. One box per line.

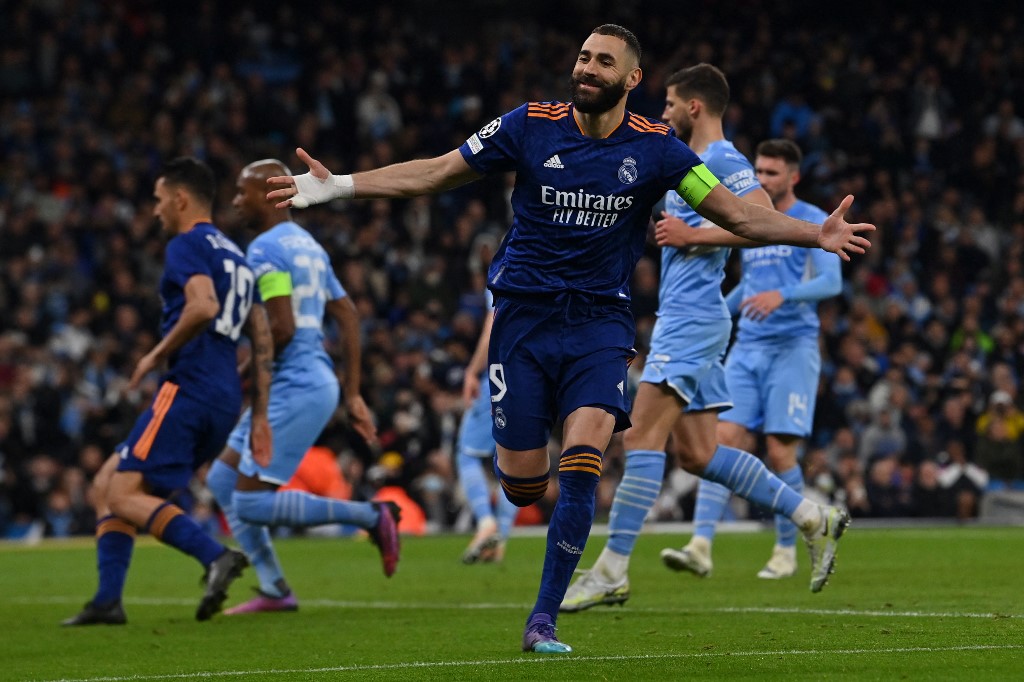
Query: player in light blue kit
xmin=663 ymin=139 xmax=843 ymax=581
xmin=458 ymin=296 xmax=520 ymax=564
xmin=268 ymin=25 xmax=873 ymax=653
xmin=204 ymin=160 xmax=399 ymax=616
xmin=563 ymin=65 xmax=848 ymax=612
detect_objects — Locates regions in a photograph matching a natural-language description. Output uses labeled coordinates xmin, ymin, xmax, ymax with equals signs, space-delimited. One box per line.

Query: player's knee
xmin=495 ymin=466 xmax=549 ymax=507
xmin=206 ymin=459 xmax=238 ymax=509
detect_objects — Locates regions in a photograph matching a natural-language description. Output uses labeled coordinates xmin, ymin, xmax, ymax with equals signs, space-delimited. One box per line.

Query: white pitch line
xmin=34 ymin=645 xmax=1024 ymax=682
xmin=13 ymin=595 xmax=1024 ymax=620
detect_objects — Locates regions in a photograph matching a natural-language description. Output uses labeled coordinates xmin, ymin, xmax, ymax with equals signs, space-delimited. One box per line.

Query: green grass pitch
xmin=1 ymin=525 xmax=1021 ymax=681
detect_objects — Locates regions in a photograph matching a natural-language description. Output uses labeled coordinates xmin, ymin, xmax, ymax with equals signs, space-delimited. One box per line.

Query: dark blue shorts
xmin=487 ymin=293 xmax=636 ymax=451
xmin=116 ymin=381 xmax=238 ymax=495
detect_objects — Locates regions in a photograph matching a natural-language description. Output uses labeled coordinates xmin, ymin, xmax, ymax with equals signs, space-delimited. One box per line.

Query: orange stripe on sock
xmin=134 ymin=382 xmax=179 ymax=461
xmin=148 ymin=505 xmax=183 ymax=540
xmin=560 ymin=454 xmax=602 ymax=476
xmin=97 ymin=518 xmax=137 ymax=538
xmin=559 ymin=465 xmax=602 ymax=476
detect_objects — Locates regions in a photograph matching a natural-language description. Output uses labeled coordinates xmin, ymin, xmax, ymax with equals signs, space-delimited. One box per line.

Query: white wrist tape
xmin=291 ymin=173 xmax=355 ymax=208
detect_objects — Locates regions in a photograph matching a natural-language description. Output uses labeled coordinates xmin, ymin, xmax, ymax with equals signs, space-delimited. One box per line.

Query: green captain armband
xmin=676 ymin=163 xmax=720 ymax=207
xmin=257 ymin=271 xmax=293 ymax=301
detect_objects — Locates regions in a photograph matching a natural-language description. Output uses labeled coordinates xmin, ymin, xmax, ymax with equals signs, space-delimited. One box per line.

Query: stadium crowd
xmin=1 ymin=0 xmax=1023 ymax=538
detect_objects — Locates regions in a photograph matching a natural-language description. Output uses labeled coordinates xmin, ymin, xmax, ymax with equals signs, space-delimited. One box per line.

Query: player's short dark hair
xmin=756 ymin=139 xmax=803 ymax=167
xmin=159 ymin=157 xmax=216 ymax=207
xmin=592 ymin=24 xmax=642 ymax=65
xmin=666 ymin=64 xmax=730 ymax=116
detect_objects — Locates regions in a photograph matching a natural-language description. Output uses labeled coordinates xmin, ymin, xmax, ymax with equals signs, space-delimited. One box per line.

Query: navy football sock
xmin=530 ymin=445 xmax=603 ymax=621
xmin=92 ymin=515 xmax=136 ymax=606
xmin=146 ymin=502 xmax=224 ymax=568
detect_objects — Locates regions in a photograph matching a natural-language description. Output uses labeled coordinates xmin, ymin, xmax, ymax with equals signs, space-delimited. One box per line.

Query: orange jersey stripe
xmin=134 ymin=382 xmax=179 ymax=461
xmin=148 ymin=505 xmax=183 ymax=540
xmin=628 ymin=113 xmax=668 ymax=129
xmin=528 ymin=102 xmax=569 ymax=110
xmin=528 ymin=103 xmax=570 ymax=119
xmin=627 ymin=115 xmax=670 ymax=134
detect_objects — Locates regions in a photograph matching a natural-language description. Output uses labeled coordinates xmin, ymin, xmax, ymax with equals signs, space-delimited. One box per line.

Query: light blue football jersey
xmin=732 ymin=200 xmax=838 ymax=342
xmin=246 ymin=221 xmax=346 ymax=388
xmin=658 ymin=140 xmax=760 ymax=319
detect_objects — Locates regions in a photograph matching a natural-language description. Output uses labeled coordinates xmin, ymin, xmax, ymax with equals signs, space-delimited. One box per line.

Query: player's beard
xmin=675 ymin=118 xmax=694 ymax=145
xmin=570 ymin=75 xmax=628 ymax=114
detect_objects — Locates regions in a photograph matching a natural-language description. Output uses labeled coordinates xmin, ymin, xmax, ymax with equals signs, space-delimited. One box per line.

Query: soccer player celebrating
xmin=64 ymin=158 xmax=273 ymax=625
xmin=562 ymin=67 xmax=847 ymax=614
xmin=268 ymin=25 xmax=873 ymax=653
xmin=658 ymin=139 xmax=843 ymax=582
xmin=204 ymin=159 xmax=399 ymax=615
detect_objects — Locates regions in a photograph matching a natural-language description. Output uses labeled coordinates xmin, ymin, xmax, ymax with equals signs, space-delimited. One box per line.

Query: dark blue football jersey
xmin=159 ymin=222 xmax=256 ymax=412
xmin=459 ymin=102 xmax=702 ymax=301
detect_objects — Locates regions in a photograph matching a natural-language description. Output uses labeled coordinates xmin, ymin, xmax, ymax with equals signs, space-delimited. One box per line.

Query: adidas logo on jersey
xmin=543 ymin=154 xmax=564 ymax=169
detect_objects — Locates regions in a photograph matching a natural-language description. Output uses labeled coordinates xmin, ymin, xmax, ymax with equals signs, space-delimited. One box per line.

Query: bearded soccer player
xmin=267 ymin=25 xmax=873 ymax=653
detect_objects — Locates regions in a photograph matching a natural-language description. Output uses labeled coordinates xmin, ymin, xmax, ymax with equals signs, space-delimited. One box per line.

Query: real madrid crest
xmin=618 ymin=156 xmax=638 ymax=184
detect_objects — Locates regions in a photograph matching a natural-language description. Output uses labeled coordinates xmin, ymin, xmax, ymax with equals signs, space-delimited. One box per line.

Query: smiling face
xmin=570 ymin=32 xmax=639 ymax=114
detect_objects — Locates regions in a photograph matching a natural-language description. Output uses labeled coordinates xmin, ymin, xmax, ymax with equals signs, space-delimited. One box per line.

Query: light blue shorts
xmin=229 ymin=380 xmax=339 ymax=485
xmin=720 ymin=336 xmax=820 ymax=436
xmin=640 ymin=315 xmax=733 ymax=412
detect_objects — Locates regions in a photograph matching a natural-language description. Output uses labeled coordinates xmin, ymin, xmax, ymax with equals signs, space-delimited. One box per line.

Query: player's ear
xmin=625 ymin=66 xmax=642 ymax=92
xmin=174 ymin=187 xmax=190 ymax=211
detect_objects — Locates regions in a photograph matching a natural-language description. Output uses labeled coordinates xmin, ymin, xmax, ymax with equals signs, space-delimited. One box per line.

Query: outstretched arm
xmin=267 ymin=148 xmax=482 ymax=208
xmin=655 ymin=187 xmax=773 ymax=249
xmin=325 ymin=296 xmax=377 ymax=445
xmin=683 ymin=178 xmax=874 ymax=261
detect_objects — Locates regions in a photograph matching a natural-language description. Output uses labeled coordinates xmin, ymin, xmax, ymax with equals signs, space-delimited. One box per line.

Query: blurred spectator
xmin=936 ymin=440 xmax=989 ymax=520
xmin=974 ymin=391 xmax=1024 ymax=485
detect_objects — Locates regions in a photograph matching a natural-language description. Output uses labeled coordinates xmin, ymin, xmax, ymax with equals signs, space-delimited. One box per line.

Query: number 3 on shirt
xmin=214 ymin=259 xmax=255 ymax=341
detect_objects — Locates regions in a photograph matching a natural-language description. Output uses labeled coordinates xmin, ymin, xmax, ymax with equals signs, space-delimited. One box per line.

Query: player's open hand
xmin=818 ymin=195 xmax=875 ymax=261
xmin=654 ymin=211 xmax=701 ymax=248
xmin=250 ymin=412 xmax=273 ymax=468
xmin=347 ymin=395 xmax=378 ymax=446
xmin=266 ymin=148 xmax=335 ymax=209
